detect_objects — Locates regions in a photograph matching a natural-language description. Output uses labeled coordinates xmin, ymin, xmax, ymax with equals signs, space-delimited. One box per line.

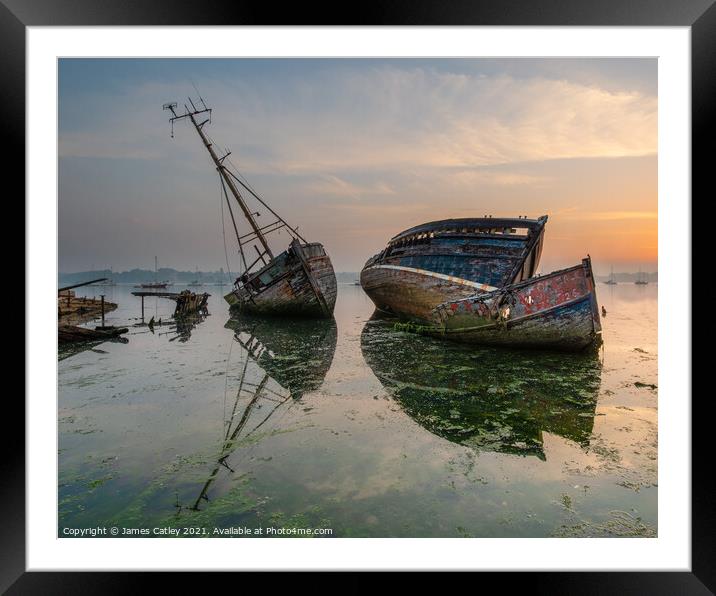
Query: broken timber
xmin=132 ymin=289 xmax=210 ymax=318
xmin=58 ymin=279 xmax=118 ymax=324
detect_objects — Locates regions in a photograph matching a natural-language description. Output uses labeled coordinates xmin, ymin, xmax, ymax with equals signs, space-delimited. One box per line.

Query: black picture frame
xmin=8 ymin=0 xmax=709 ymax=591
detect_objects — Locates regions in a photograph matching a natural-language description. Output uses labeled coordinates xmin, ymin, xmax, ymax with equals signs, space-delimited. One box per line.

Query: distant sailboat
xmin=188 ymin=267 xmax=203 ymax=287
xmin=635 ymin=267 xmax=649 ymax=285
xmin=90 ymin=267 xmax=116 ymax=287
xmin=135 ymin=256 xmax=168 ymax=289
xmin=604 ymin=265 xmax=618 ymax=285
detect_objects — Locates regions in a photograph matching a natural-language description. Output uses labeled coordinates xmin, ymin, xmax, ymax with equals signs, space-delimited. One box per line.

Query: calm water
xmin=58 ymin=282 xmax=657 ymax=537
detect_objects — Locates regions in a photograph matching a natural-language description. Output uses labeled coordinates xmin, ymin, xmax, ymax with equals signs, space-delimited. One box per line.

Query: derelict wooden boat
xmin=224 ymin=239 xmax=336 ymax=317
xmin=360 ymin=216 xmax=547 ymax=322
xmin=164 ymin=98 xmax=336 ymax=319
xmin=430 ymin=257 xmax=602 ymax=351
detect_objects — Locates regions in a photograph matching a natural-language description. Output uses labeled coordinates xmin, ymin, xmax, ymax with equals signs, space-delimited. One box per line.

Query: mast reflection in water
xmin=189 ymin=316 xmax=337 ymax=512
xmin=360 ymin=313 xmax=602 ymax=460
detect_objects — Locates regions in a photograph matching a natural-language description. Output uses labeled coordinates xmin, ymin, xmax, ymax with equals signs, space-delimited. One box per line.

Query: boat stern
xmin=582 ymin=256 xmax=602 ymax=334
xmin=430 ymin=258 xmax=603 ymax=350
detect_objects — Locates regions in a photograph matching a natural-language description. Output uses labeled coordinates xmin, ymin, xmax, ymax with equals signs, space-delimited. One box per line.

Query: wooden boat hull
xmin=431 ymin=258 xmax=602 ymax=351
xmin=360 ymin=216 xmax=547 ymax=322
xmin=224 ymin=241 xmax=337 ymax=318
xmin=360 ymin=264 xmax=489 ymax=321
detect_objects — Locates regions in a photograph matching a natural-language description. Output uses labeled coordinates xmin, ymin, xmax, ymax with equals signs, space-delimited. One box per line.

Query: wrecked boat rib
xmin=163 ymin=98 xmax=336 ymax=318
xmin=431 ymin=257 xmax=602 ymax=350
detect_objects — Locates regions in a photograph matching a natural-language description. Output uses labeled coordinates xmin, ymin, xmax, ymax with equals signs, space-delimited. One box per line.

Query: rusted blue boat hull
xmin=360 ymin=216 xmax=547 ymax=322
xmin=431 ymin=258 xmax=602 ymax=351
xmin=224 ymin=241 xmax=337 ymax=318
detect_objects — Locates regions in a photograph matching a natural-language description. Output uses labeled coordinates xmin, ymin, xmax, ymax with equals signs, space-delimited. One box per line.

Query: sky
xmin=58 ymin=58 xmax=657 ymax=275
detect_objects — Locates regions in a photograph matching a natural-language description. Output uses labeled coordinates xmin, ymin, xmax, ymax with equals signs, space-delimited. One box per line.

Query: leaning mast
xmin=163 ymin=99 xmax=274 ymax=262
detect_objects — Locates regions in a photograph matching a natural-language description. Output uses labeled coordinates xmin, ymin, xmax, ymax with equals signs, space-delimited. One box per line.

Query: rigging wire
xmin=218 ymin=174 xmax=234 ymax=279
xmin=204 ymin=129 xmax=302 ymax=243
xmin=220 ymin=174 xmax=248 ymax=273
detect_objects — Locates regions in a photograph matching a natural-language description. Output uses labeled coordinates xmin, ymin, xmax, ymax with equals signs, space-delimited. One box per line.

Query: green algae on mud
xmin=58 ymin=283 xmax=658 ymax=538
xmin=361 ymin=314 xmax=602 ymax=459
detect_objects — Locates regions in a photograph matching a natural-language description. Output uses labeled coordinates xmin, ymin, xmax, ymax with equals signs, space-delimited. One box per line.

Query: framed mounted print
xmin=9 ymin=0 xmax=710 ymax=590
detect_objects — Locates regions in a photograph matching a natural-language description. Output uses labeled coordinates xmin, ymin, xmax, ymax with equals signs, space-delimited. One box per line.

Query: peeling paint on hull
xmin=360 ymin=265 xmax=481 ymax=321
xmin=224 ymin=242 xmax=337 ymax=318
xmin=432 ymin=258 xmax=602 ymax=351
xmin=360 ymin=216 xmax=547 ymax=323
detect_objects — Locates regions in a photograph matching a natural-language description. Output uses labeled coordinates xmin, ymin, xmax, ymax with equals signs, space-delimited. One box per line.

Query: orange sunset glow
xmin=59 ymin=58 xmax=657 ymax=276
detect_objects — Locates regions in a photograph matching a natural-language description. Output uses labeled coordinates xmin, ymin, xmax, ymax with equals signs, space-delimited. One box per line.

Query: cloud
xmin=59 ymin=65 xmax=657 ymax=176
xmin=560 ymin=210 xmax=658 ymax=221
xmin=58 ymin=60 xmax=658 ymax=272
xmin=307 ymin=174 xmax=396 ymax=198
xmin=431 ymin=168 xmax=552 ymax=188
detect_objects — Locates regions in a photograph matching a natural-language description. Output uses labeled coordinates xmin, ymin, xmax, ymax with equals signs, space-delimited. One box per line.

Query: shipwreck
xmin=432 ymin=258 xmax=602 ymax=350
xmin=360 ymin=216 xmax=547 ymax=321
xmin=163 ymin=98 xmax=336 ymax=318
xmin=360 ymin=216 xmax=601 ymax=350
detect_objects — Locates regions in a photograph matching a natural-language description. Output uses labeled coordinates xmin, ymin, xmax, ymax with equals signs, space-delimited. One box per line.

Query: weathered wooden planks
xmin=360 ymin=216 xmax=547 ymax=323
xmin=224 ymin=241 xmax=337 ymax=318
xmin=431 ymin=258 xmax=602 ymax=350
xmin=58 ymin=291 xmax=118 ymax=324
xmin=132 ymin=290 xmax=209 ymax=318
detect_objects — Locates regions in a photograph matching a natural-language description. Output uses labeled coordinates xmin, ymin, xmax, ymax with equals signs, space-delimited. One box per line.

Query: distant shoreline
xmin=60 ymin=268 xmax=656 ymax=287
xmin=58 ymin=269 xmax=362 ymax=286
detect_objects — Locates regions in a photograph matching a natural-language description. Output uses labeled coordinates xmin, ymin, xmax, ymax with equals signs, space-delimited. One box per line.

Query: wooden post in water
xmin=141 ymin=295 xmax=145 ymax=321
xmin=100 ymin=295 xmax=105 ymax=327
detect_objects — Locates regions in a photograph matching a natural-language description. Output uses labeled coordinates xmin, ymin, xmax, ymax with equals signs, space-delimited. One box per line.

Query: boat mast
xmin=163 ymin=100 xmax=274 ymax=261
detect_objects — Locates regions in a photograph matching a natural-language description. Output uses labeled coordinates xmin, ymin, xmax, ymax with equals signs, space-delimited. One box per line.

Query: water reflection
xmin=58 ymin=336 xmax=129 ymax=361
xmin=168 ymin=310 xmax=209 ymax=343
xmin=190 ymin=316 xmax=337 ymax=511
xmin=136 ymin=306 xmax=211 ymax=343
xmin=361 ymin=314 xmax=602 ymax=460
xmin=224 ymin=316 xmax=338 ymax=399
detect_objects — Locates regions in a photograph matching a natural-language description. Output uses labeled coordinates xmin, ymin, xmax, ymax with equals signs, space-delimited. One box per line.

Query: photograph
xmin=57 ymin=57 xmax=659 ymax=540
